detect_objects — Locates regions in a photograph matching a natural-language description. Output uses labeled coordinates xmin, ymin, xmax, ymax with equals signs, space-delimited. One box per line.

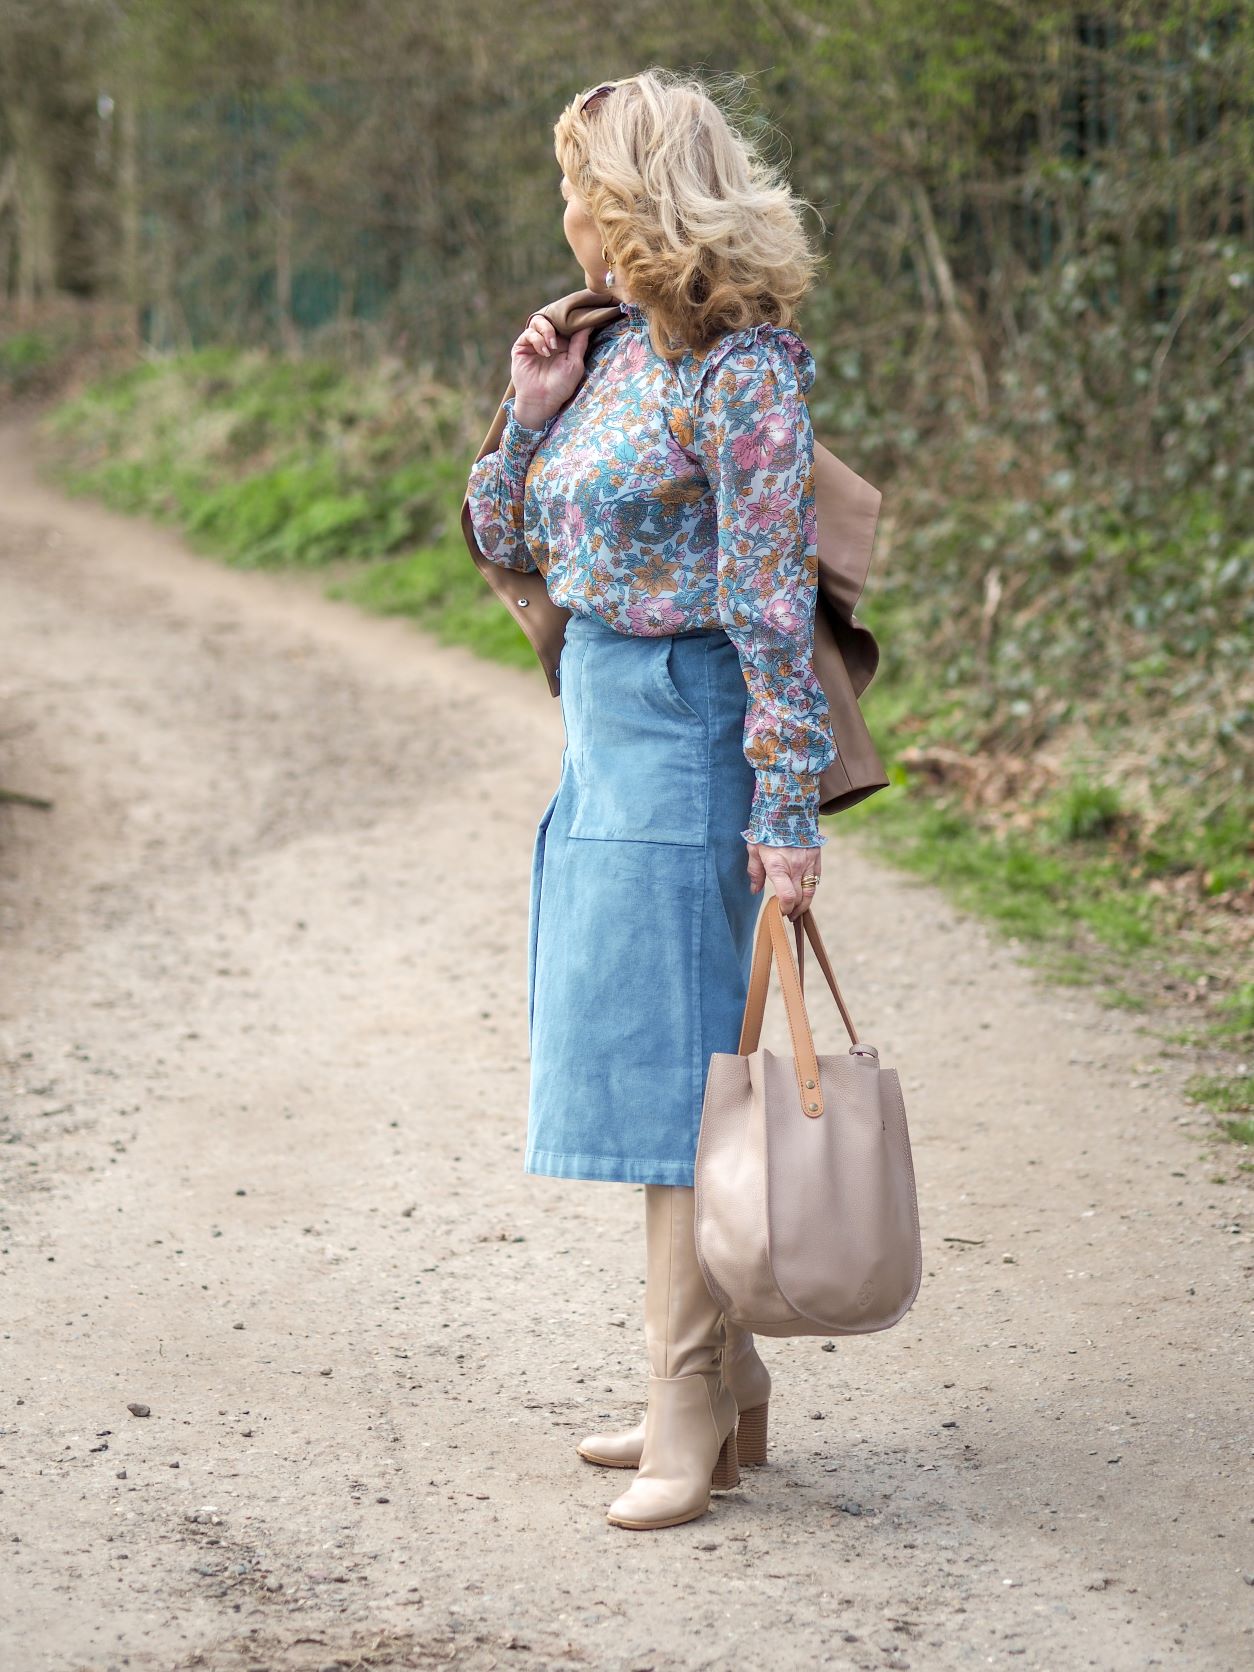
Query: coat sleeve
xmin=691 ymin=327 xmax=837 ymax=848
xmin=464 ymin=395 xmax=554 ymax=572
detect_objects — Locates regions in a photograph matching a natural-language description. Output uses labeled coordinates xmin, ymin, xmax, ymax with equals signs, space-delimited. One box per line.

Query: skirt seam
xmin=689 ymin=648 xmax=713 ymax=1151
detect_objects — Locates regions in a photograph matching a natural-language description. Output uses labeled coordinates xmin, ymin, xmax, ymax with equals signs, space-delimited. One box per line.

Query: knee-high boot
xmin=604 ymin=1184 xmax=740 ymax=1531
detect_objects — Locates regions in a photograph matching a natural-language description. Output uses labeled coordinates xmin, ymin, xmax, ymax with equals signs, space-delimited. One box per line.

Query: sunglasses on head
xmin=580 ymin=82 xmax=616 ymax=115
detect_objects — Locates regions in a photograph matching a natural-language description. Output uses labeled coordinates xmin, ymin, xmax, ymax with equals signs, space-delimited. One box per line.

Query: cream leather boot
xmin=578 ymin=1320 xmax=771 ymax=1468
xmin=604 ymin=1185 xmax=741 ymax=1531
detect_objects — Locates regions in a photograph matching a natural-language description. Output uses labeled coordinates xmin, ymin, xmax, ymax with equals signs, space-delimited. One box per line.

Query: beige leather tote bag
xmin=695 ymin=895 xmax=922 ymax=1337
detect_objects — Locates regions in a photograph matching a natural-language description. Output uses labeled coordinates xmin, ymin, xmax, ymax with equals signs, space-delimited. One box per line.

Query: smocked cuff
xmin=500 ymin=396 xmax=554 ymax=470
xmin=741 ymin=770 xmax=825 ymax=848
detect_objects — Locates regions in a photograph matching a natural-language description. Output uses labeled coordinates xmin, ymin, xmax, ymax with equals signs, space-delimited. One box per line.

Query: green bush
xmin=44 ymin=348 xmax=449 ymax=571
xmin=1050 ymin=780 xmax=1126 ymax=843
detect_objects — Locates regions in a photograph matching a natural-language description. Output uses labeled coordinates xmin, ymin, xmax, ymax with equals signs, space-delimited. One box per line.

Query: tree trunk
xmin=118 ymin=78 xmax=142 ymax=347
xmin=7 ymin=100 xmax=60 ymax=313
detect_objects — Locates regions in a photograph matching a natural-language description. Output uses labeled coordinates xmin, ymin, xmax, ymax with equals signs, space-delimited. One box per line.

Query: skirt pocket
xmin=565 ymin=631 xmax=708 ymax=847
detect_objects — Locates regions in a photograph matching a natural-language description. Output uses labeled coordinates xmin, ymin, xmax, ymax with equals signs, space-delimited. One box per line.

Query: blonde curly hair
xmin=553 ymin=67 xmax=823 ymax=364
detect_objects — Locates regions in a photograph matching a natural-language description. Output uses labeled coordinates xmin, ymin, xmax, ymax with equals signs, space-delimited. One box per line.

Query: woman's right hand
xmin=510 ymin=314 xmax=592 ymax=431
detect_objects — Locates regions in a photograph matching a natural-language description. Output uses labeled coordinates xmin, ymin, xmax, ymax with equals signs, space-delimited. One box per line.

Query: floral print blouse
xmin=465 ymin=297 xmax=836 ymax=848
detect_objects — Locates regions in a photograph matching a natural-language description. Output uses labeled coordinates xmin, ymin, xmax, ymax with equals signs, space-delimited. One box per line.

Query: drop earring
xmin=601 ymin=243 xmax=615 ymax=288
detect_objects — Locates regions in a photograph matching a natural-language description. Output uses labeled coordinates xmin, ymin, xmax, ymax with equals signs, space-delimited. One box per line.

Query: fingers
xmin=796 ymin=851 xmax=820 ymax=917
xmin=754 ymin=846 xmax=821 ymax=921
xmin=772 ymin=861 xmax=801 ymax=920
xmin=517 ymin=317 xmax=590 ymax=368
xmin=519 ymin=313 xmax=559 ymax=359
xmin=567 ymin=324 xmax=591 ymax=366
xmin=755 ymin=848 xmax=796 ymax=917
xmin=746 ymin=843 xmax=767 ymax=895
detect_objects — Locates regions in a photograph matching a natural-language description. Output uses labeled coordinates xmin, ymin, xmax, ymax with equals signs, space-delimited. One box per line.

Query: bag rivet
xmin=517 ymin=597 xmax=529 ymax=606
xmin=808 ymin=1101 xmax=819 ymax=1111
xmin=805 ymin=1079 xmax=815 ymax=1088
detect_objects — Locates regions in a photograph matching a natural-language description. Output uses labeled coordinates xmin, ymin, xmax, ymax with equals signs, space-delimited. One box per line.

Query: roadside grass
xmin=36 ymin=344 xmax=1251 ymax=1148
xmin=1 ymin=328 xmax=59 ymax=393
xmin=840 ymin=690 xmax=1252 ymax=1142
xmin=1 ymin=303 xmax=137 ymax=402
xmin=328 ymin=530 xmax=541 ymax=673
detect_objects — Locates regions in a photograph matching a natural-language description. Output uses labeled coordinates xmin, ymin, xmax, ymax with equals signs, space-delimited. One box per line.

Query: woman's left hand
xmin=745 ymin=844 xmax=821 ymax=922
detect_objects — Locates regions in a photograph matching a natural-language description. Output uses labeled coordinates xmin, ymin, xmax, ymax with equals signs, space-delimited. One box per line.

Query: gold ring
xmin=801 ymin=875 xmax=820 ymax=885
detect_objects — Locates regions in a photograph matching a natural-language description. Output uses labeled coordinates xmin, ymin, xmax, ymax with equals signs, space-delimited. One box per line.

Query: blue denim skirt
xmin=524 ymin=611 xmax=760 ymax=1186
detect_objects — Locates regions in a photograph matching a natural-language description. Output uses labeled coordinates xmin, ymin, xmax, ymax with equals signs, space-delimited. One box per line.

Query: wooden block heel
xmin=709 ymin=1427 xmax=740 ymax=1492
xmin=736 ymin=1400 xmax=769 ymax=1467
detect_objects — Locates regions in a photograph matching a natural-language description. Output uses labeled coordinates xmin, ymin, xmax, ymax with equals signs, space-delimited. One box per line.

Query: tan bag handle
xmin=792 ymin=908 xmax=861 ymax=1047
xmin=737 ymin=895 xmax=864 ymax=1120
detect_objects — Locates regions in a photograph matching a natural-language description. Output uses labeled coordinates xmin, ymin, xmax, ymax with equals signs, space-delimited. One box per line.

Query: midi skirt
xmin=524 ymin=610 xmax=761 ymax=1187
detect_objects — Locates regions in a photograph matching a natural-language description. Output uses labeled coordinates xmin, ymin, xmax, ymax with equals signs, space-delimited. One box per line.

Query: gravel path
xmin=0 ymin=415 xmax=1249 ymax=1672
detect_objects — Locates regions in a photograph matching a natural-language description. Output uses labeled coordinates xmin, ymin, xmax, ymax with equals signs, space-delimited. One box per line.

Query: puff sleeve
xmin=691 ymin=326 xmax=837 ymax=848
xmin=464 ymin=395 xmax=555 ymax=572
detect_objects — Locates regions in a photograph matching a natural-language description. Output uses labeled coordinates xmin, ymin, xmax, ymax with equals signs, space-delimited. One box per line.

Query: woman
xmin=465 ymin=68 xmax=835 ymax=1531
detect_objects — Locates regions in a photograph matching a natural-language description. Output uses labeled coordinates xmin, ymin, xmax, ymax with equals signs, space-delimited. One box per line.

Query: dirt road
xmin=0 ymin=413 xmax=1249 ymax=1672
